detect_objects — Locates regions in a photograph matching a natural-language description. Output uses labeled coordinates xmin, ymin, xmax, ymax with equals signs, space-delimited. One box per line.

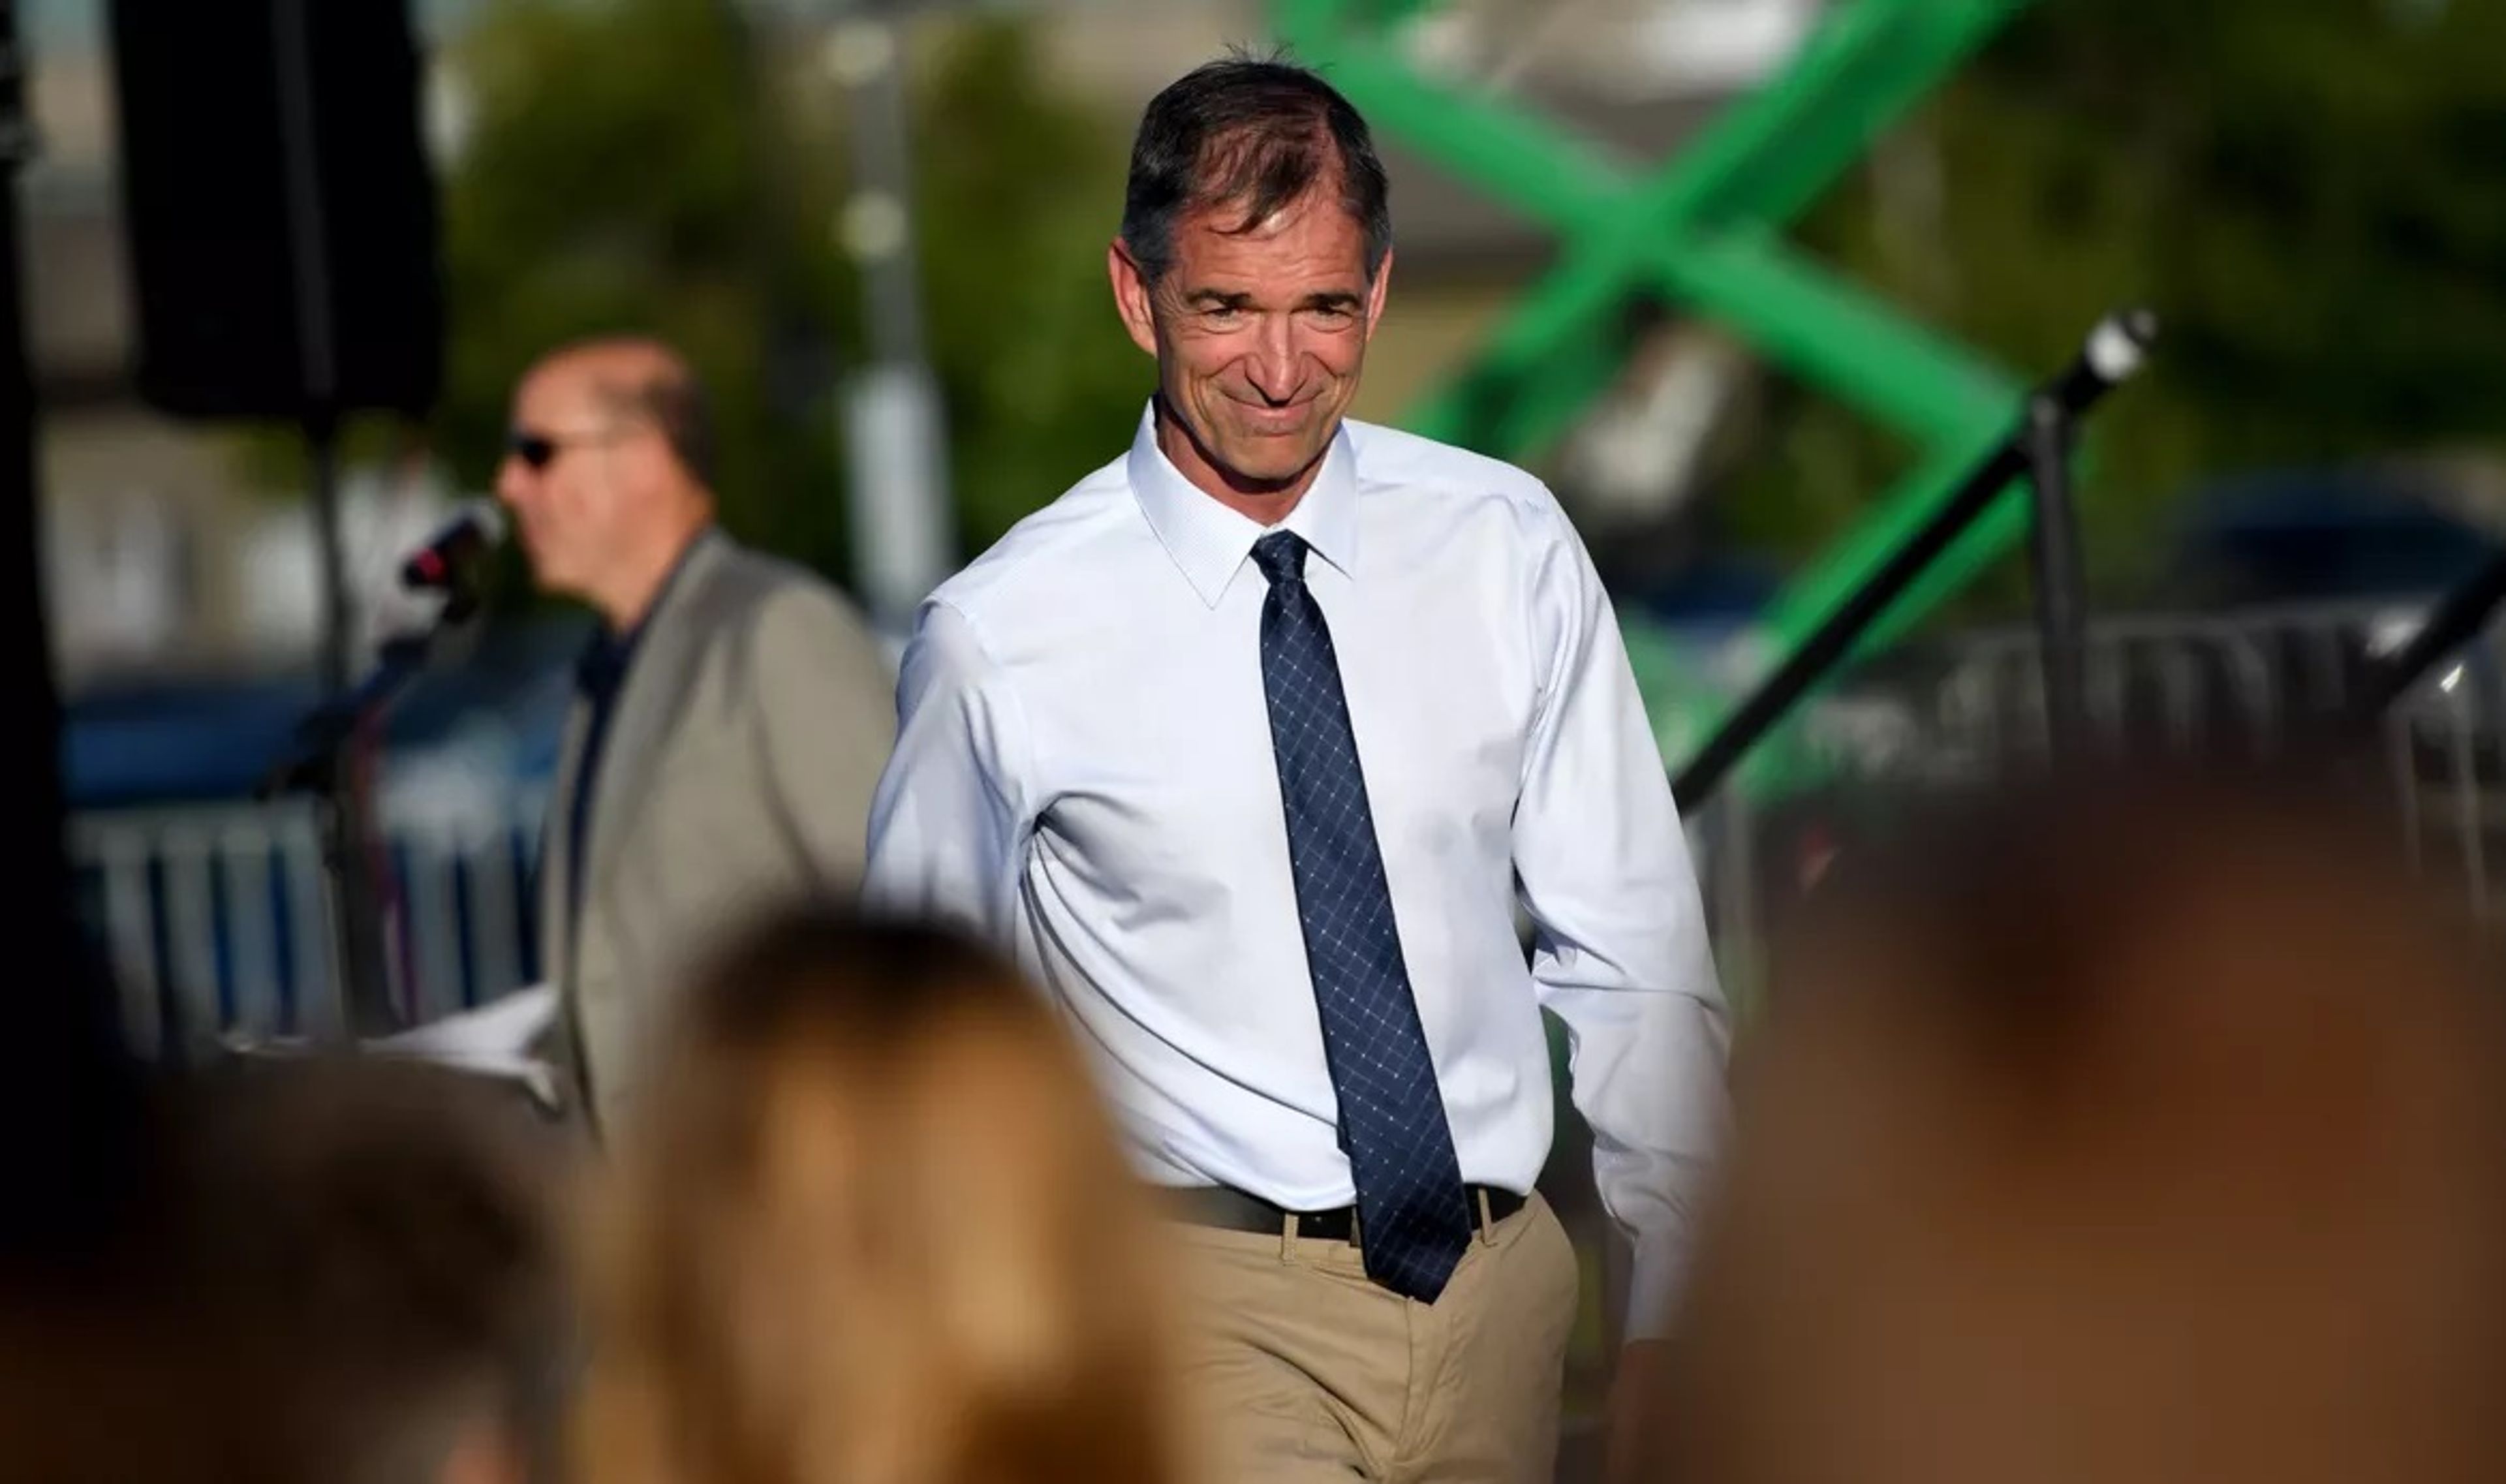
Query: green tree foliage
xmin=439 ymin=0 xmax=848 ymax=572
xmin=906 ymin=26 xmax=1153 ymax=555
xmin=1724 ymin=0 xmax=2506 ymax=593
xmin=433 ymin=0 xmax=1147 ymax=588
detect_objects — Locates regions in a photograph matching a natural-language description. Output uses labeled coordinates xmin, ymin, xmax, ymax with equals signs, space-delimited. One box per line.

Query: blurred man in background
xmin=497 ymin=337 xmax=894 ymax=1137
xmin=867 ymin=55 xmax=1725 ymax=1482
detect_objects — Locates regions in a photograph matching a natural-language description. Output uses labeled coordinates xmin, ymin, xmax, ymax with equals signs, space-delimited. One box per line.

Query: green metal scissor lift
xmin=1269 ymin=0 xmax=2043 ymax=794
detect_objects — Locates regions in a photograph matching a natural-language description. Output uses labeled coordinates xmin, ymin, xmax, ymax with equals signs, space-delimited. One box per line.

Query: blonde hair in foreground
xmin=577 ymin=913 xmax=1188 ymax=1484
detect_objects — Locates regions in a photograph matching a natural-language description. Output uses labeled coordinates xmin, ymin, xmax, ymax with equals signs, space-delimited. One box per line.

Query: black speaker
xmin=105 ymin=0 xmax=442 ymax=421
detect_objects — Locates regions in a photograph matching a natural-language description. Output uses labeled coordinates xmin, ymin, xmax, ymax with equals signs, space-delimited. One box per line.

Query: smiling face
xmin=1111 ymin=183 xmax=1391 ymax=508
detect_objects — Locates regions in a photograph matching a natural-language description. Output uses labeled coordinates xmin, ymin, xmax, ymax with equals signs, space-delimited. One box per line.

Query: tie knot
xmin=1252 ymin=531 xmax=1308 ymax=588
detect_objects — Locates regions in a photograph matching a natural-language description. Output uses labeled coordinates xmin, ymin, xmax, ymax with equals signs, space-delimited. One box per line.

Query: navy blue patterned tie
xmin=1252 ymin=531 xmax=1474 ymax=1305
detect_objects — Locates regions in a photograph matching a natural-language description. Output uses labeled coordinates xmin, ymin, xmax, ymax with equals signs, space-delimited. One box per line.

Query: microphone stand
xmin=1672 ymin=309 xmax=2158 ymax=812
xmin=256 ymin=582 xmax=486 ymax=1044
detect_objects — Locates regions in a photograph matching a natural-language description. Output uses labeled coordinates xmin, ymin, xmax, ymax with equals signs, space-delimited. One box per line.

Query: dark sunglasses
xmin=505 ymin=427 xmax=625 ymax=471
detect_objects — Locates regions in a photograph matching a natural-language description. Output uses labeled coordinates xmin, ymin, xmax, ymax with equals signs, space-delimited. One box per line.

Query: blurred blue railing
xmin=70 ymin=792 xmax=549 ymax=1059
xmin=67 ymin=595 xmax=2505 ymax=1062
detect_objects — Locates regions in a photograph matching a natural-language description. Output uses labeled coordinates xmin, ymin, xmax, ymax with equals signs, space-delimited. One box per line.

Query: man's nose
xmin=493 ymin=459 xmax=533 ymax=507
xmin=1244 ymin=317 xmax=1300 ymax=403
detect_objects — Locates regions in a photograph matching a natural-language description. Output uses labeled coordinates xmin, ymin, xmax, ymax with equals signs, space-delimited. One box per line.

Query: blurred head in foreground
xmin=0 ymin=1058 xmax=570 ymax=1484
xmin=579 ymin=912 xmax=1188 ymax=1484
xmin=1649 ymin=766 xmax=2506 ymax=1484
xmin=193 ymin=1060 xmax=572 ymax=1484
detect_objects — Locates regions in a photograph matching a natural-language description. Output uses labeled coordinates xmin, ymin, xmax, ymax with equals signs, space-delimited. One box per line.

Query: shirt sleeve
xmin=746 ymin=582 xmax=896 ymax=892
xmin=1512 ymin=504 xmax=1730 ymax=1343
xmin=861 ymin=599 xmax=1036 ymax=942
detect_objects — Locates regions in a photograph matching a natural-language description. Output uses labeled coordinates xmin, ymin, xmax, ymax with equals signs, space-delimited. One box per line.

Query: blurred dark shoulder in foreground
xmin=0 ymin=1056 xmax=572 ymax=1484
xmin=1651 ymin=756 xmax=2506 ymax=1484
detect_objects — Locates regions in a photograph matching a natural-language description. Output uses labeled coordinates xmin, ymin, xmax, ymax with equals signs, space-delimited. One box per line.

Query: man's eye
xmin=1204 ymin=305 xmax=1245 ymax=324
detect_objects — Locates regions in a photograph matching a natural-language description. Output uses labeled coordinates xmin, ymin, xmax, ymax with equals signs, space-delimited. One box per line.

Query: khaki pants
xmin=1169 ymin=1192 xmax=1581 ymax=1483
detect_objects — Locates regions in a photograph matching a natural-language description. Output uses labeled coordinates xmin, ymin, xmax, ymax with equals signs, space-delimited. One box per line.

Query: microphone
xmin=2043 ymin=306 xmax=2159 ymax=414
xmin=400 ymin=502 xmax=508 ymax=593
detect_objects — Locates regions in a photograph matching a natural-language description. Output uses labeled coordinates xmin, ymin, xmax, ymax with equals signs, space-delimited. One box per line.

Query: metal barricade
xmin=68 ymin=792 xmax=548 ymax=1059
xmin=1708 ymin=600 xmax=2506 ymax=968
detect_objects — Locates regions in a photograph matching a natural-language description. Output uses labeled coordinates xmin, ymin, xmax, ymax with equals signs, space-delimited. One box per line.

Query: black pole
xmin=1672 ymin=309 xmax=2156 ymax=814
xmin=297 ymin=409 xmax=395 ymax=1041
xmin=271 ymin=0 xmax=392 ymax=1036
xmin=1672 ymin=439 xmax=2033 ymax=814
xmin=303 ymin=412 xmax=349 ymax=697
xmin=2025 ymin=392 xmax=2090 ymax=756
xmin=0 ymin=0 xmax=149 ymax=1265
xmin=0 ymin=4 xmax=64 ymax=983
xmin=2359 ymin=548 xmax=2506 ymax=719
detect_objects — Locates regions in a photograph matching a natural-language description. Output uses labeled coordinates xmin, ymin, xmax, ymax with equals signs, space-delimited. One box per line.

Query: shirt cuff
xmin=1621 ymin=1228 xmax=1691 ymax=1343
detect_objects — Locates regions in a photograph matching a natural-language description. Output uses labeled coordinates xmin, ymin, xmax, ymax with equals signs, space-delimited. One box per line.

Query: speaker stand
xmin=270 ymin=0 xmax=397 ymax=1039
xmin=296 ymin=409 xmax=401 ymax=1040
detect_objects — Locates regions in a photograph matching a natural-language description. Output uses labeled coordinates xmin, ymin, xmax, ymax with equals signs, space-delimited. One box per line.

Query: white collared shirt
xmin=865 ymin=405 xmax=1727 ymax=1334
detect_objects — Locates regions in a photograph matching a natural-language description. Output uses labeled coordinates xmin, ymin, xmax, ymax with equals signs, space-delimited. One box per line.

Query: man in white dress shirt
xmin=865 ymin=56 xmax=1726 ymax=1481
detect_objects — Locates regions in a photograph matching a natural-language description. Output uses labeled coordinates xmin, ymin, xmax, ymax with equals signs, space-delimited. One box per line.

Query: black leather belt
xmin=1169 ymin=1183 xmax=1526 ymax=1242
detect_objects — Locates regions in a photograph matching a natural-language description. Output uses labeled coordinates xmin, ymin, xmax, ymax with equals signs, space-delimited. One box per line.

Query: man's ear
xmin=1363 ymin=247 xmax=1395 ymax=341
xmin=1108 ymin=240 xmax=1160 ymax=358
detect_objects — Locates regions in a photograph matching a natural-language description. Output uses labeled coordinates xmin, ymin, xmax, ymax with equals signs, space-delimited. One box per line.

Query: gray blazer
xmin=538 ymin=529 xmax=895 ymax=1134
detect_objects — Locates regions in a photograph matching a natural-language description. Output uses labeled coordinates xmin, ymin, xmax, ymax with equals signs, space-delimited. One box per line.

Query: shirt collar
xmin=1126 ymin=401 xmax=1359 ymax=608
xmin=576 ymin=525 xmax=713 ymax=692
xmin=575 ymin=627 xmax=635 ymax=698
